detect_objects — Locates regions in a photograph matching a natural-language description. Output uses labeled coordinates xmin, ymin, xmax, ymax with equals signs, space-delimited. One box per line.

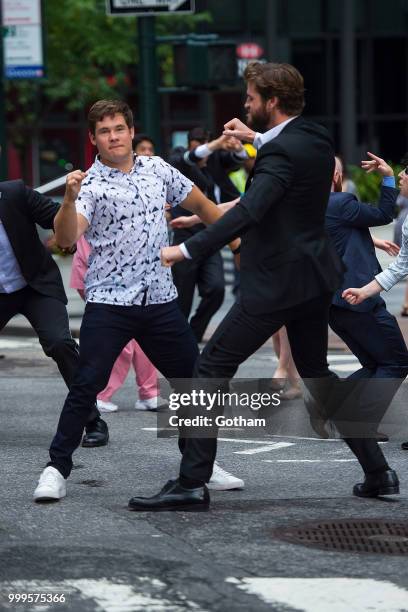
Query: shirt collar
xmin=254 ymin=116 xmax=299 ymax=150
xmin=93 ymin=154 xmax=141 ymax=177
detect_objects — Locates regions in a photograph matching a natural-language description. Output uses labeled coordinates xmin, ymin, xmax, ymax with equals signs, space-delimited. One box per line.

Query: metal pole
xmin=340 ymin=0 xmax=357 ymax=164
xmin=138 ymin=17 xmax=161 ymax=152
xmin=266 ymin=0 xmax=278 ymax=61
xmin=0 ymin=4 xmax=8 ymax=180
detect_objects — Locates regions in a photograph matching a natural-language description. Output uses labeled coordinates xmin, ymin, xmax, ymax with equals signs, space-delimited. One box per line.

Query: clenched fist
xmin=65 ymin=170 xmax=87 ymax=201
xmin=342 ymin=288 xmax=367 ymax=305
xmin=161 ymin=245 xmax=185 ymax=267
xmin=223 ymin=118 xmax=255 ymax=143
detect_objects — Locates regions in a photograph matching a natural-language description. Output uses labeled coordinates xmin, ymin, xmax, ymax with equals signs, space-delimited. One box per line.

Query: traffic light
xmin=174 ymin=38 xmax=237 ymax=88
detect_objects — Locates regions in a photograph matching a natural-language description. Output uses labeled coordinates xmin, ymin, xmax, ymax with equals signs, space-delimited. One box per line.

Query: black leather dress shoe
xmin=82 ymin=418 xmax=109 ymax=448
xmin=353 ymin=469 xmax=399 ymax=498
xmin=401 ymin=441 xmax=408 ymax=450
xmin=128 ymin=479 xmax=210 ymax=512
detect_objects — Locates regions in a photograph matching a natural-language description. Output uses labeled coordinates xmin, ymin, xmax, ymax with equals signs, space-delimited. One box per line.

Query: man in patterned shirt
xmin=33 ymin=99 xmax=241 ymax=502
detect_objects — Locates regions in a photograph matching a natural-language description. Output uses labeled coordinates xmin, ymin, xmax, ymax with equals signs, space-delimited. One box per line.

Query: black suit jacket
xmin=183 ymin=116 xmax=344 ymax=315
xmin=0 ymin=179 xmax=67 ymax=304
xmin=325 ymin=186 xmax=398 ymax=312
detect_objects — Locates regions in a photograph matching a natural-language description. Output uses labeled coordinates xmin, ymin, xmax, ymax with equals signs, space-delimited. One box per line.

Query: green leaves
xmin=6 ymin=0 xmax=209 ymax=175
xmin=349 ymin=164 xmax=403 ymax=205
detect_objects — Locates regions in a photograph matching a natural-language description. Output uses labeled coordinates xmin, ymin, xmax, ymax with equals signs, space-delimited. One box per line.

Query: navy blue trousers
xmin=329 ymin=304 xmax=408 ymax=430
xmin=48 ymin=300 xmax=198 ymax=477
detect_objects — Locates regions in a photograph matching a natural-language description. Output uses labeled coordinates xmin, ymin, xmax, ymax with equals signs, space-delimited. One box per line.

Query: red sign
xmin=236 ymin=43 xmax=264 ymax=60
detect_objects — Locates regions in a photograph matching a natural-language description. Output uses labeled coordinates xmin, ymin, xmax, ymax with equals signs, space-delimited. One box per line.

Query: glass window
xmin=286 ymin=0 xmax=322 ymax=35
xmin=374 ymin=121 xmax=407 ymax=162
xmin=167 ymin=93 xmax=200 ymax=120
xmin=371 ymin=0 xmax=407 ymax=33
xmin=205 ymin=0 xmax=244 ymax=32
xmin=373 ymin=39 xmax=406 ymax=113
xmin=328 ymin=0 xmax=367 ymax=34
xmin=292 ymin=40 xmax=327 ymax=115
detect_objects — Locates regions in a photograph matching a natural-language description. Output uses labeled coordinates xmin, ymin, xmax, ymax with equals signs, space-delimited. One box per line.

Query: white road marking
xmin=332 ymin=364 xmax=359 ymax=372
xmin=1 ymin=579 xmax=204 ymax=612
xmin=0 ymin=338 xmax=38 ymax=349
xmin=234 ymin=442 xmax=294 ymax=455
xmin=227 ymin=577 xmax=408 ymax=612
xmin=219 ymin=437 xmax=288 ymax=444
xmin=262 ymin=459 xmax=357 ymax=463
xmin=267 ymin=435 xmax=341 ymax=442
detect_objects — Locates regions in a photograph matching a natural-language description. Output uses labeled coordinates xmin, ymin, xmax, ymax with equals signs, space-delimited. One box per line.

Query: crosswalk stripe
xmin=226 ymin=577 xmax=408 ymax=612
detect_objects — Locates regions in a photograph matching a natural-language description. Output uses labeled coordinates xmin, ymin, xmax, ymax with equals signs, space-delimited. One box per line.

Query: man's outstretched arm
xmin=179 ymin=186 xmax=241 ymax=254
xmin=162 ymin=148 xmax=293 ymax=267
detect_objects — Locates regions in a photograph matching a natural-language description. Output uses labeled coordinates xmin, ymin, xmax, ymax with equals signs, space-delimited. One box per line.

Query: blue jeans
xmin=48 ymin=300 xmax=198 ymax=478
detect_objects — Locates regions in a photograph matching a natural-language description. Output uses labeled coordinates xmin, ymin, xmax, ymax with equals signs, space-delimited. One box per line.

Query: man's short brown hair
xmin=244 ymin=62 xmax=305 ymax=116
xmin=88 ymin=100 xmax=134 ymax=135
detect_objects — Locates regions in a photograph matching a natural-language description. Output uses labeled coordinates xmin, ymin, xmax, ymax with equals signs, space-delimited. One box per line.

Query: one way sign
xmin=106 ymin=0 xmax=195 ymax=16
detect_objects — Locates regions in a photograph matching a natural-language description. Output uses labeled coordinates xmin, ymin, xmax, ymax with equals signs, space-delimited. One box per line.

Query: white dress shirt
xmin=253 ymin=116 xmax=298 ymax=150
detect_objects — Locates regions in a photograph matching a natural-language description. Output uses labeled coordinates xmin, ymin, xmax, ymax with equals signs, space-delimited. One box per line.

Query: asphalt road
xmin=1 ymin=223 xmax=408 ymax=611
xmin=1 ymin=334 xmax=408 ymax=612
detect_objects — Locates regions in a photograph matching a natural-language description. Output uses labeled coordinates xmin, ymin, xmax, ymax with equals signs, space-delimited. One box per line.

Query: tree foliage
xmin=349 ymin=164 xmax=402 ymax=206
xmin=6 ymin=0 xmax=210 ymax=170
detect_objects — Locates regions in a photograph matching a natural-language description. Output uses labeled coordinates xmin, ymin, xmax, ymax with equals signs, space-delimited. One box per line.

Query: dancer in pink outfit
xmin=70 ymin=235 xmax=164 ymax=412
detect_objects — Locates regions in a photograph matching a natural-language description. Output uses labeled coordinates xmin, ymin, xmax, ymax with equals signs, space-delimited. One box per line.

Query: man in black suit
xmin=128 ymin=61 xmax=351 ymax=511
xmin=168 ymin=128 xmax=243 ymax=342
xmin=0 ymin=179 xmax=107 ymax=446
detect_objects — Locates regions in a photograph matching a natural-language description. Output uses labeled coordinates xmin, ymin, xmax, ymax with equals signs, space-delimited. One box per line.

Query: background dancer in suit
xmin=342 ymin=163 xmax=408 ymax=452
xmin=326 ymin=153 xmax=408 ymax=450
xmin=168 ymin=128 xmax=245 ymax=342
xmin=0 ymin=178 xmax=108 ymax=447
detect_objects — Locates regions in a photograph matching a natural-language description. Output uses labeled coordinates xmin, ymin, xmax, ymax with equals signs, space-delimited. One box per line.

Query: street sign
xmin=106 ymin=0 xmax=195 ymax=16
xmin=2 ymin=0 xmax=45 ymax=79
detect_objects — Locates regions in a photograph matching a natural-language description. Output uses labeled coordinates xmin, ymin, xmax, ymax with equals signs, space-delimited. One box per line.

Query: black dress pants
xmin=179 ymin=294 xmax=388 ymax=486
xmin=0 ymin=286 xmax=99 ymax=422
xmin=172 ymin=230 xmax=225 ymax=342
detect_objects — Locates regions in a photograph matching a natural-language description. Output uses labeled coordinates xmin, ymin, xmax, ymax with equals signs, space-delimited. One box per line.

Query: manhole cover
xmin=272 ymin=519 xmax=408 ymax=555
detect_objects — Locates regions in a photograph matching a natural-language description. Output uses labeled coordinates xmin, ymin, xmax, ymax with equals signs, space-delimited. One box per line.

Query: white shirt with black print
xmin=76 ymin=155 xmax=193 ymax=306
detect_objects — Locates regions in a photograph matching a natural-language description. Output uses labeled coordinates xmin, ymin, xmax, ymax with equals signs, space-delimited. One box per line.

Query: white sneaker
xmin=134 ymin=396 xmax=168 ymax=411
xmin=33 ymin=466 xmax=66 ymax=502
xmin=97 ymin=399 xmax=118 ymax=413
xmin=208 ymin=462 xmax=245 ymax=491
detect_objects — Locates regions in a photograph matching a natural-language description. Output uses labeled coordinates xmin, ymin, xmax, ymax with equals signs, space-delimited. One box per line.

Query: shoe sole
xmin=98 ymin=408 xmax=118 ymax=413
xmin=34 ymin=492 xmax=66 ymax=503
xmin=207 ymin=484 xmax=244 ymax=491
xmin=82 ymin=434 xmax=109 ymax=448
xmin=353 ymin=485 xmax=400 ymax=498
xmin=128 ymin=504 xmax=209 ymax=512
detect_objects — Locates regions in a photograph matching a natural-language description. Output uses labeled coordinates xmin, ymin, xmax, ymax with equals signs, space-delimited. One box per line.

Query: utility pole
xmin=138 ymin=17 xmax=161 ymax=152
xmin=0 ymin=4 xmax=8 ymax=180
